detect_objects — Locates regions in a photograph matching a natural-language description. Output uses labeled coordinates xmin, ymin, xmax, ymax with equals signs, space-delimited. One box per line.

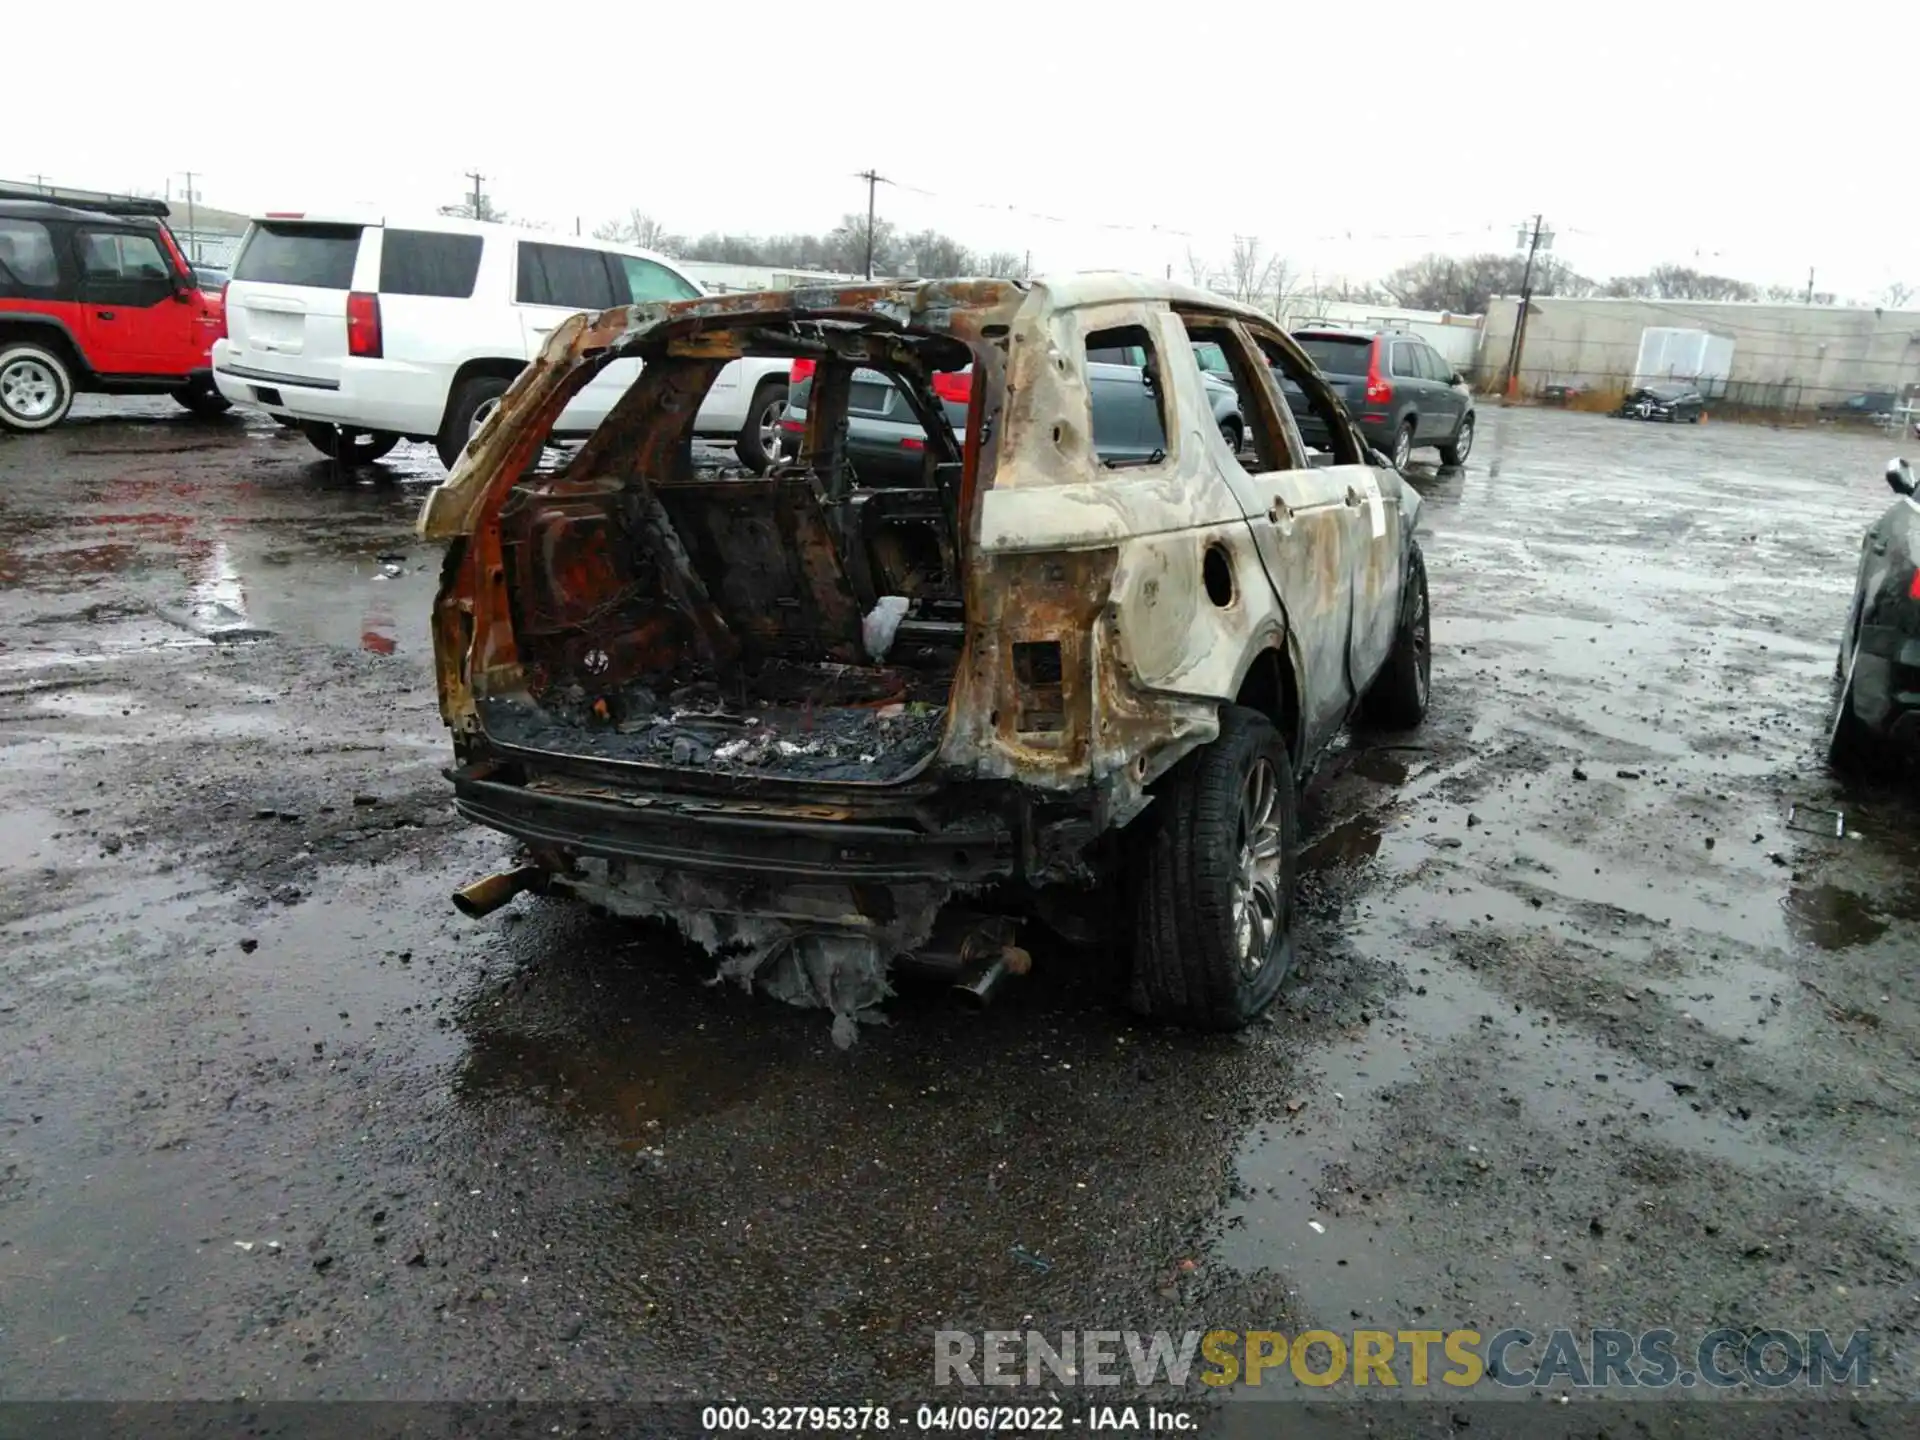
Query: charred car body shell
xmin=1834 ymin=465 xmax=1920 ymax=756
xmin=417 ymin=275 xmax=1420 ymax=1019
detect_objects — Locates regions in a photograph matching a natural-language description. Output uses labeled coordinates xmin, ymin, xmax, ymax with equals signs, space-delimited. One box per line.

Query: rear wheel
xmin=1219 ymin=418 xmax=1243 ymax=454
xmin=1129 ymin=706 xmax=1298 ymax=1031
xmin=1391 ymin=419 xmax=1414 ymax=471
xmin=1438 ymin=412 xmax=1474 ymax=466
xmin=735 ymin=380 xmax=790 ymax=472
xmin=302 ymin=422 xmax=399 ymax=466
xmin=0 ymin=342 xmax=75 ymax=432
xmin=171 ymin=379 xmax=231 ymax=417
xmin=1361 ymin=544 xmax=1431 ymax=728
xmin=438 ymin=375 xmax=513 ymax=471
xmin=1828 ymin=641 xmax=1882 ymax=773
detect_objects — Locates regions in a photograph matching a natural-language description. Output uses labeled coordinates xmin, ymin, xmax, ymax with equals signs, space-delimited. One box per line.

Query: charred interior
xmin=482 ymin=317 xmax=987 ymax=785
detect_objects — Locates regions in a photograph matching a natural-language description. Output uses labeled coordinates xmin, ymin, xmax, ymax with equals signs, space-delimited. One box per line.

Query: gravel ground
xmin=1 ymin=398 xmax=1916 ymax=1432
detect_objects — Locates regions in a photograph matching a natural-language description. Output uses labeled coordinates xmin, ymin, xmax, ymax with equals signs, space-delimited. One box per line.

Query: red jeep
xmin=0 ymin=188 xmax=227 ymax=432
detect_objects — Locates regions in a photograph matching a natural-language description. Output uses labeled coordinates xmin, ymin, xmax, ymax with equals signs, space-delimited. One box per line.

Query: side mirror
xmin=1889 ymin=458 xmax=1917 ymax=496
xmin=171 ymin=271 xmax=195 ymax=302
xmin=1450 ymin=372 xmax=1466 ymax=387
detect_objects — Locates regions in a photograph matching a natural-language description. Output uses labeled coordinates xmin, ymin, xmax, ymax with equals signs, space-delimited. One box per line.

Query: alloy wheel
xmin=1230 ymin=757 xmax=1286 ymax=975
xmin=758 ymin=394 xmax=786 ymax=464
xmin=1 ymin=359 xmax=58 ymax=421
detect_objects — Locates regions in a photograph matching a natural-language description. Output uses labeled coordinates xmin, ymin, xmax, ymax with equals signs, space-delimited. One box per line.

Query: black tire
xmin=438 ymin=374 xmax=512 ymax=471
xmin=1219 ymin=418 xmax=1243 ymax=454
xmin=171 ymin=380 xmax=232 ymax=417
xmin=273 ymin=414 xmax=301 ymax=429
xmin=302 ymin=422 xmax=399 ymax=466
xmin=0 ymin=341 xmax=76 ymax=432
xmin=1438 ymin=412 xmax=1474 ymax=466
xmin=1390 ymin=419 xmax=1415 ymax=471
xmin=1361 ymin=543 xmax=1431 ymax=729
xmin=1129 ymin=706 xmax=1298 ymax=1031
xmin=735 ymin=380 xmax=790 ymax=472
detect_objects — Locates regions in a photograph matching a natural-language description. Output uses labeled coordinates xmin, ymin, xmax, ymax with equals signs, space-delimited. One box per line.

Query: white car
xmin=212 ymin=214 xmax=791 ymax=471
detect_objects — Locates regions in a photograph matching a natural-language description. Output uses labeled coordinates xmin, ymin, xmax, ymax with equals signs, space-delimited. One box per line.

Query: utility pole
xmin=856 ymin=169 xmax=885 ymax=279
xmin=466 ymin=170 xmax=486 ymax=220
xmin=1503 ymin=214 xmax=1552 ymax=398
xmin=180 ymin=171 xmax=198 ymax=265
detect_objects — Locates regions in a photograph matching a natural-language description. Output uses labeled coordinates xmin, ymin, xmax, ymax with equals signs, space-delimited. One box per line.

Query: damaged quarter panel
xmin=950 ymin=298 xmax=1284 ymax=802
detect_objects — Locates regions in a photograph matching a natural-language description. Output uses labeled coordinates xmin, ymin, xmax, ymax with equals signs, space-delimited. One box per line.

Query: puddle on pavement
xmin=1300 ymin=811 xmax=1385 ymax=875
xmin=452 ymin=918 xmax=785 ymax=1146
xmin=1780 ymin=883 xmax=1889 ymax=949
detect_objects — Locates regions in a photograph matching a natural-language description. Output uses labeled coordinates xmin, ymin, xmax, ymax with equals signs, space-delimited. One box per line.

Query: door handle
xmin=96 ymin=310 xmax=117 ymax=320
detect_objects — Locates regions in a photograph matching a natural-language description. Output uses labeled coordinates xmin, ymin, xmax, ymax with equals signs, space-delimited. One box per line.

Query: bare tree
xmin=904 ymin=228 xmax=973 ymax=278
xmin=1184 ymin=247 xmax=1214 ymax=290
xmin=1379 ymin=252 xmax=1591 ymax=314
xmin=592 ymin=210 xmax=681 ymax=254
xmin=1763 ymin=282 xmax=1837 ymax=305
xmin=1882 ymin=281 xmax=1915 ymax=309
xmin=977 ymin=251 xmax=1027 ymax=279
xmin=1225 ymin=235 xmax=1279 ymax=306
xmin=822 ymin=211 xmax=901 ymax=276
xmin=1601 ymin=265 xmax=1757 ymax=302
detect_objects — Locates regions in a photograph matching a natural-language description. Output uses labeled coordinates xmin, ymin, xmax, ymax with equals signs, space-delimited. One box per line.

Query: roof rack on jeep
xmin=0 ymin=182 xmax=171 ymax=217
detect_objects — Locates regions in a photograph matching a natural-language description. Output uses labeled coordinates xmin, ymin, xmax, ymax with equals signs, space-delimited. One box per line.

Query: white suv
xmin=212 ymin=214 xmax=792 ymax=471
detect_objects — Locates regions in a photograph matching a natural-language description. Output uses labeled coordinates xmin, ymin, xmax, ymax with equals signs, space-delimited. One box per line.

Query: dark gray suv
xmin=1286 ymin=329 xmax=1475 ymax=470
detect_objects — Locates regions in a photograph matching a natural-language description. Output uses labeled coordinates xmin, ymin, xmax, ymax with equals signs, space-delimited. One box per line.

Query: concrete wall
xmin=1479 ymin=296 xmax=1920 ymax=409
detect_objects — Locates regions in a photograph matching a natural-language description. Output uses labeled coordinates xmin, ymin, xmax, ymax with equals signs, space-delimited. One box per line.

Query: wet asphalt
xmin=1 ymin=400 xmax=1917 ymax=1414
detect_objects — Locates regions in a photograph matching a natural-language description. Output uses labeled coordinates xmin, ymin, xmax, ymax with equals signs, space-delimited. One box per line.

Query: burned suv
xmin=418 ymin=275 xmax=1428 ymax=1035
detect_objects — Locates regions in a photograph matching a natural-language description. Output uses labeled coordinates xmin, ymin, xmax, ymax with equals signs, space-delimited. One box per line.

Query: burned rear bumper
xmin=453 ymin=773 xmax=1018 ymax=885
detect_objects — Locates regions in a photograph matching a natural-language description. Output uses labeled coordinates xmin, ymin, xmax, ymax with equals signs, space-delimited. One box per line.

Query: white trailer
xmin=1634 ymin=327 xmax=1735 ymax=398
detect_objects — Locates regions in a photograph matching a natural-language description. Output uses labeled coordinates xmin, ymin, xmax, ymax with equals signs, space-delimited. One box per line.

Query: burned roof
xmin=565 ymin=271 xmax=1282 ymax=365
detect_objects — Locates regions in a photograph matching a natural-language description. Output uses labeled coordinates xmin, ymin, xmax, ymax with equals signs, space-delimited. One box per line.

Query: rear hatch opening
xmin=474 ymin=320 xmax=985 ymax=791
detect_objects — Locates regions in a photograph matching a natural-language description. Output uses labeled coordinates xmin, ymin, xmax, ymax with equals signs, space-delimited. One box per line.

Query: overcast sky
xmin=19 ymin=0 xmax=1911 ymax=301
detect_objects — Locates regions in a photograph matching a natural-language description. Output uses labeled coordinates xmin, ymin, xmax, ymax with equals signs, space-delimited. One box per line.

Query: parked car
xmin=1830 ymin=457 xmax=1920 ymax=768
xmin=1616 ymin=383 xmax=1705 ymax=423
xmin=0 ymin=190 xmax=229 ymax=432
xmin=1285 ymin=329 xmax=1474 ymax=470
xmin=417 ymin=275 xmax=1429 ymax=1034
xmin=777 ymin=340 xmax=1247 ymax=483
xmin=192 ymin=265 xmax=230 ymax=291
xmin=212 ymin=215 xmax=792 ymax=470
xmin=1539 ymin=380 xmax=1592 ymax=406
xmin=1818 ymin=391 xmax=1898 ymax=419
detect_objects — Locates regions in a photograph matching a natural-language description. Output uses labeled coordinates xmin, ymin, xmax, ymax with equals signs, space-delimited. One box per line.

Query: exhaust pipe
xmin=953 ymin=945 xmax=1031 ymax=1010
xmin=452 ymin=865 xmax=545 ymax=919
